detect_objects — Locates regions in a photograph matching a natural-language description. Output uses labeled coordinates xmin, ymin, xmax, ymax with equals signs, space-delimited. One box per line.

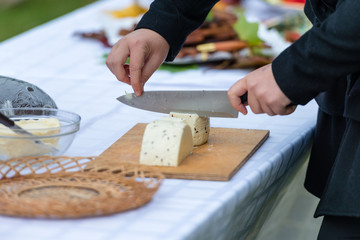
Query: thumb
xmin=228 ymin=78 xmax=248 ymax=115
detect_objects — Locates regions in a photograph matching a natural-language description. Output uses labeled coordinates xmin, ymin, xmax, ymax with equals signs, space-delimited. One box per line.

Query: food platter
xmin=263 ymin=0 xmax=305 ymax=10
xmin=79 ymin=2 xmax=290 ymax=68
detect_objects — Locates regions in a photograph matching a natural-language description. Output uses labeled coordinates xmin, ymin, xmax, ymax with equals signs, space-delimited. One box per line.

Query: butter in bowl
xmin=0 ymin=108 xmax=80 ymax=160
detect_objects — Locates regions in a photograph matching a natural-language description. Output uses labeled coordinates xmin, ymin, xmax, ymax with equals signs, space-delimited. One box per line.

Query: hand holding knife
xmin=228 ymin=64 xmax=297 ymax=116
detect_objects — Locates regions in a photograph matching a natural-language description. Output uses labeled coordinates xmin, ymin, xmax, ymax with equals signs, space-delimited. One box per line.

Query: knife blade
xmin=117 ymin=90 xmax=243 ymax=118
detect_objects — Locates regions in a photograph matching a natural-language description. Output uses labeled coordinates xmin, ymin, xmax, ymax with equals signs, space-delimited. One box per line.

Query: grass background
xmin=0 ymin=0 xmax=97 ymax=42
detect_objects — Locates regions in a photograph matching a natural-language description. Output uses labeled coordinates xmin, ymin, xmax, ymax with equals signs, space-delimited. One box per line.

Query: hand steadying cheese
xmin=140 ymin=117 xmax=193 ymax=167
xmin=170 ymin=112 xmax=210 ymax=146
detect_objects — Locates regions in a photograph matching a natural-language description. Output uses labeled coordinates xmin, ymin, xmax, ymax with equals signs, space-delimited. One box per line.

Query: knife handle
xmin=240 ymin=92 xmax=248 ymax=104
xmin=0 ymin=112 xmax=15 ymax=127
xmin=0 ymin=112 xmax=38 ymax=138
xmin=240 ymin=92 xmax=296 ymax=107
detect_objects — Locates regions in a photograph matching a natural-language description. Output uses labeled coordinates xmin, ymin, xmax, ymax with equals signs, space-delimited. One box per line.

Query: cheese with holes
xmin=140 ymin=118 xmax=193 ymax=166
xmin=0 ymin=118 xmax=60 ymax=158
xmin=170 ymin=112 xmax=210 ymax=146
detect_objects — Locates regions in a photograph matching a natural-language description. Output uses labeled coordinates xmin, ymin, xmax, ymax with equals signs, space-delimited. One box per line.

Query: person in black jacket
xmin=106 ymin=0 xmax=360 ymax=238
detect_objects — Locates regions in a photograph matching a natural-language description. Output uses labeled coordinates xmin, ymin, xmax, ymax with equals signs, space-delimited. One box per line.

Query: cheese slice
xmin=0 ymin=118 xmax=60 ymax=158
xmin=140 ymin=118 xmax=193 ymax=166
xmin=170 ymin=112 xmax=210 ymax=146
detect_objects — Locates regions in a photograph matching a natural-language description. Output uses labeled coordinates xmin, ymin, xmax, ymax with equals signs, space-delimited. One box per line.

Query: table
xmin=0 ymin=0 xmax=318 ymax=239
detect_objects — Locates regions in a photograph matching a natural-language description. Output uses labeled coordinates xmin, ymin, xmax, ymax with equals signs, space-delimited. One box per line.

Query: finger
xmin=123 ymin=64 xmax=131 ymax=85
xmin=141 ymin=54 xmax=165 ymax=87
xmin=228 ymin=80 xmax=248 ymax=115
xmin=259 ymin=97 xmax=277 ymax=116
xmin=229 ymin=93 xmax=248 ymax=115
xmin=260 ymin=102 xmax=276 ymax=116
xmin=106 ymin=44 xmax=131 ymax=84
xmin=247 ymin=93 xmax=263 ymax=114
xmin=281 ymin=104 xmax=297 ymax=115
xmin=247 ymin=86 xmax=275 ymax=115
xmin=270 ymin=99 xmax=297 ymax=115
xmin=129 ymin=49 xmax=146 ymax=96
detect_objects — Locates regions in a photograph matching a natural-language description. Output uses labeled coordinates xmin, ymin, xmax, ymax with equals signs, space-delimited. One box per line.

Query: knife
xmin=117 ymin=90 xmax=247 ymax=118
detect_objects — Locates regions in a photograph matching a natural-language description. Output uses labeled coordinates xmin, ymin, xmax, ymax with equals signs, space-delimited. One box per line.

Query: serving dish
xmin=0 ymin=108 xmax=80 ymax=160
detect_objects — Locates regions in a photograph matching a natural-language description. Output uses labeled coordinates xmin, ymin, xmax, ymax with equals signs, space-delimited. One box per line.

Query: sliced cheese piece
xmin=170 ymin=112 xmax=210 ymax=146
xmin=140 ymin=118 xmax=193 ymax=167
xmin=0 ymin=118 xmax=60 ymax=158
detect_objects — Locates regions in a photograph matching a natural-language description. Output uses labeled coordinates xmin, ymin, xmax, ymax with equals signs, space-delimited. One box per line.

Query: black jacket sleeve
xmin=135 ymin=0 xmax=219 ymax=61
xmin=272 ymin=0 xmax=360 ymax=105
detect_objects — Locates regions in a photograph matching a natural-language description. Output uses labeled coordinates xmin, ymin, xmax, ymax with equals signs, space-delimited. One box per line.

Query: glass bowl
xmin=0 ymin=108 xmax=81 ymax=160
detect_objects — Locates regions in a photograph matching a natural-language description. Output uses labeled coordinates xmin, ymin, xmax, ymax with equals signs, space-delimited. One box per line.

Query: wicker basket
xmin=0 ymin=156 xmax=164 ymax=218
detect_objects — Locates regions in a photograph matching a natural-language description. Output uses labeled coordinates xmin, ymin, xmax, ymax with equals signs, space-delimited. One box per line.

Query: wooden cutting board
xmin=96 ymin=123 xmax=269 ymax=181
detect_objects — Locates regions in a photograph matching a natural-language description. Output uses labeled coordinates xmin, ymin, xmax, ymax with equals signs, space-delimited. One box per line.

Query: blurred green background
xmin=0 ymin=0 xmax=97 ymax=42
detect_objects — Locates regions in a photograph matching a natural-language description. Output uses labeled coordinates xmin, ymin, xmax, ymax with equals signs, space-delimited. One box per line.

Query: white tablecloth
xmin=0 ymin=0 xmax=317 ymax=239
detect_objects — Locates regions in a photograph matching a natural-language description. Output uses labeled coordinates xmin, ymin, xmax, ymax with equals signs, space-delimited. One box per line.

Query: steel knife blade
xmin=117 ymin=90 xmax=241 ymax=118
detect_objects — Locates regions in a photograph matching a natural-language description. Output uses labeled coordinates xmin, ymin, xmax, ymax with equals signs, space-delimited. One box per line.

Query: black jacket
xmin=136 ymin=0 xmax=360 ymax=217
xmin=273 ymin=0 xmax=360 ymax=121
xmin=138 ymin=0 xmax=360 ymax=121
xmin=136 ymin=0 xmax=219 ymax=61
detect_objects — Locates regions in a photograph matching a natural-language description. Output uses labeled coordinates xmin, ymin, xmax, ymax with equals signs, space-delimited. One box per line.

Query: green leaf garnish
xmin=205 ymin=10 xmax=214 ymax=22
xmin=233 ymin=12 xmax=263 ymax=46
xmin=158 ymin=63 xmax=198 ymax=73
xmin=102 ymin=55 xmax=198 ymax=73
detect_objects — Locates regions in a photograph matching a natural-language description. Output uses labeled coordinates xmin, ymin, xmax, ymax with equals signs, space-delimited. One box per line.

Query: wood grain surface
xmin=96 ymin=123 xmax=269 ymax=181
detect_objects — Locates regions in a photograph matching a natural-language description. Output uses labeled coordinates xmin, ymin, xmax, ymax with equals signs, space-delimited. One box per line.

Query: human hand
xmin=106 ymin=29 xmax=170 ymax=96
xmin=227 ymin=64 xmax=297 ymax=116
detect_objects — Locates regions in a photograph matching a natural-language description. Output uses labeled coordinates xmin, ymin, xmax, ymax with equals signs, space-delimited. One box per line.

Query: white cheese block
xmin=170 ymin=112 xmax=210 ymax=146
xmin=0 ymin=118 xmax=60 ymax=158
xmin=140 ymin=118 xmax=193 ymax=166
